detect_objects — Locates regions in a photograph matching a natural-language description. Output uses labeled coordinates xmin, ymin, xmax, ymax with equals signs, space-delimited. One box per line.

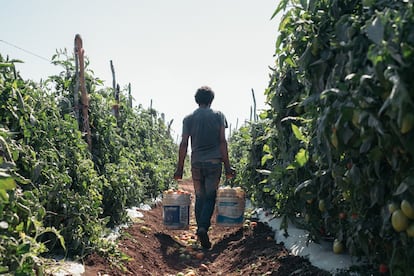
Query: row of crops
xmin=2 ymin=0 xmax=414 ymax=275
xmin=229 ymin=0 xmax=414 ymax=275
xmin=0 ymin=51 xmax=177 ymax=274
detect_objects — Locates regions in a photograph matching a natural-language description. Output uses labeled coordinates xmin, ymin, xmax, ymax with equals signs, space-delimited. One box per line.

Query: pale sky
xmin=1 ymin=1 xmax=281 ymax=140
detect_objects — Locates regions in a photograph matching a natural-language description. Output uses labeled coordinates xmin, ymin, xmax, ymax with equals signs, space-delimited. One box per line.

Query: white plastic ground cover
xmin=43 ymin=257 xmax=85 ymax=276
xmin=256 ymin=208 xmax=357 ymax=274
xmin=44 ymin=203 xmax=152 ymax=276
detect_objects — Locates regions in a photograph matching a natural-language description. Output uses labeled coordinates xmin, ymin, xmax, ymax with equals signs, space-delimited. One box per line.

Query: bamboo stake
xmin=149 ymin=99 xmax=154 ymax=146
xmin=74 ymin=34 xmax=92 ymax=151
xmin=167 ymin=119 xmax=173 ymax=135
xmin=251 ymin=88 xmax=257 ymax=122
xmin=73 ymin=39 xmax=80 ymax=120
xmin=110 ymin=60 xmax=116 ymax=97
xmin=110 ymin=60 xmax=120 ymax=118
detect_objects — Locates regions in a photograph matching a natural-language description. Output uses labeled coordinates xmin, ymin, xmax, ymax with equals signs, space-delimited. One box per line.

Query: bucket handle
xmin=222 ymin=178 xmax=236 ymax=188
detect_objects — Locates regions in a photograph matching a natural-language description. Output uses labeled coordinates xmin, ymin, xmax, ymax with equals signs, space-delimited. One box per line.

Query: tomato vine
xmin=0 ymin=50 xmax=177 ymax=274
xmin=229 ymin=0 xmax=414 ymax=274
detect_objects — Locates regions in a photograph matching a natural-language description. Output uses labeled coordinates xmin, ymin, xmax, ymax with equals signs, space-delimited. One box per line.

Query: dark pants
xmin=191 ymin=161 xmax=222 ymax=231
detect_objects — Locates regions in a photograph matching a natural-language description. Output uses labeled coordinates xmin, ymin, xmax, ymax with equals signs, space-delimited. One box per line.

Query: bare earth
xmin=82 ymin=180 xmax=330 ymax=275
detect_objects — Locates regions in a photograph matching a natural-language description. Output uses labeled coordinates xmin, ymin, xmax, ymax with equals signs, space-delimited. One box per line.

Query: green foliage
xmin=0 ymin=49 xmax=177 ymax=274
xmin=230 ymin=0 xmax=414 ymax=274
xmin=229 ymin=121 xmax=279 ymax=209
xmin=88 ymin=88 xmax=177 ymax=226
xmin=0 ymin=126 xmax=64 ymax=275
xmin=1 ymin=53 xmax=106 ymax=259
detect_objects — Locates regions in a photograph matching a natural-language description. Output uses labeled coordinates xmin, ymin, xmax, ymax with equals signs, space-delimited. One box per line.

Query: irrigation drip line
xmin=0 ymin=39 xmax=52 ymax=63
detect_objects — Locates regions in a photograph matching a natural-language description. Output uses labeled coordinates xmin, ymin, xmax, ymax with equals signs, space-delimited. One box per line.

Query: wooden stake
xmin=74 ymin=34 xmax=92 ymax=151
xmin=128 ymin=83 xmax=132 ymax=108
xmin=114 ymin=84 xmax=120 ymax=118
xmin=73 ymin=39 xmax=80 ymax=120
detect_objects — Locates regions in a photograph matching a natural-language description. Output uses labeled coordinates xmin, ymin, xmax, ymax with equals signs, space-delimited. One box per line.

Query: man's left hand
xmin=225 ymin=167 xmax=236 ymax=179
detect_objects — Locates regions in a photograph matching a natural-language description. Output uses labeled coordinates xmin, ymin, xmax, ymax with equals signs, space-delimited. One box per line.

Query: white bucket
xmin=216 ymin=187 xmax=245 ymax=226
xmin=162 ymin=192 xmax=191 ymax=230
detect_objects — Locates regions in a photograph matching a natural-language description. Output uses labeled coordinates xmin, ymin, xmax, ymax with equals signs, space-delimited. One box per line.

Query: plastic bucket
xmin=162 ymin=192 xmax=191 ymax=229
xmin=216 ymin=187 xmax=245 ymax=226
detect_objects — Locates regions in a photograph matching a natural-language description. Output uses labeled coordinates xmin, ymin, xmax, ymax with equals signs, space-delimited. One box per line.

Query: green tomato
xmin=406 ymin=223 xmax=414 ymax=237
xmin=401 ymin=200 xmax=414 ymax=219
xmin=333 ymin=239 xmax=344 ymax=254
xmin=388 ymin=202 xmax=398 ymax=214
xmin=318 ymin=200 xmax=326 ymax=212
xmin=401 ymin=114 xmax=414 ymax=134
xmin=391 ymin=210 xmax=409 ymax=232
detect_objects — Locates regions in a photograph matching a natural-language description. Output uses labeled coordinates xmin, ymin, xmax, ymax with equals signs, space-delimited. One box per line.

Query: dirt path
xmin=82 ymin=180 xmax=330 ymax=275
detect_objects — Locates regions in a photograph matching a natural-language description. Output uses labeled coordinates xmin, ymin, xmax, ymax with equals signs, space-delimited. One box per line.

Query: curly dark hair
xmin=195 ymin=86 xmax=215 ymax=105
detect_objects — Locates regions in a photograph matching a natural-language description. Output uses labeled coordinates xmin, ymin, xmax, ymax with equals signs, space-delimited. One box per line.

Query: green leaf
xmin=261 ymin=154 xmax=273 ymax=166
xmin=15 ymin=222 xmax=24 ymax=232
xmin=366 ymin=16 xmax=384 ymax=45
xmin=394 ymin=176 xmax=414 ymax=196
xmin=0 ymin=63 xmax=14 ymax=68
xmin=259 ymin=110 xmax=269 ymax=120
xmin=0 ymin=189 xmax=9 ymax=202
xmin=291 ymin=124 xmax=306 ymax=143
xmin=285 ymin=56 xmax=295 ymax=67
xmin=12 ymin=150 xmax=19 ymax=161
xmin=0 ymin=177 xmax=16 ymax=190
xmin=271 ymin=0 xmax=289 ymax=19
xmin=16 ymin=243 xmax=30 ymax=255
xmin=263 ymin=144 xmax=271 ymax=154
xmin=286 ymin=164 xmax=296 ymax=170
xmin=263 ymin=186 xmax=271 ymax=193
xmin=259 ymin=179 xmax=268 ymax=184
xmin=295 ymin=148 xmax=309 ymax=167
xmin=0 ymin=265 xmax=9 ymax=273
xmin=349 ymin=166 xmax=361 ymax=186
xmin=369 ymin=185 xmax=382 ymax=207
xmin=300 ymin=0 xmax=308 ymax=10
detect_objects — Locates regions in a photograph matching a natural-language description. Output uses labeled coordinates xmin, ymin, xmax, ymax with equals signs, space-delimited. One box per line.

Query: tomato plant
xmin=0 ymin=73 xmax=65 ymax=274
xmin=230 ymin=0 xmax=414 ymax=274
xmin=1 ymin=48 xmax=177 ymax=274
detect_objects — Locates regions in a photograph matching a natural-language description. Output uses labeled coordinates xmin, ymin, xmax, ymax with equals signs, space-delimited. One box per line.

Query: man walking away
xmin=174 ymin=86 xmax=235 ymax=249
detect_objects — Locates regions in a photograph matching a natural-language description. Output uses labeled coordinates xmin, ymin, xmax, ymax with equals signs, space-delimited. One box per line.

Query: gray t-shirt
xmin=182 ymin=107 xmax=228 ymax=163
